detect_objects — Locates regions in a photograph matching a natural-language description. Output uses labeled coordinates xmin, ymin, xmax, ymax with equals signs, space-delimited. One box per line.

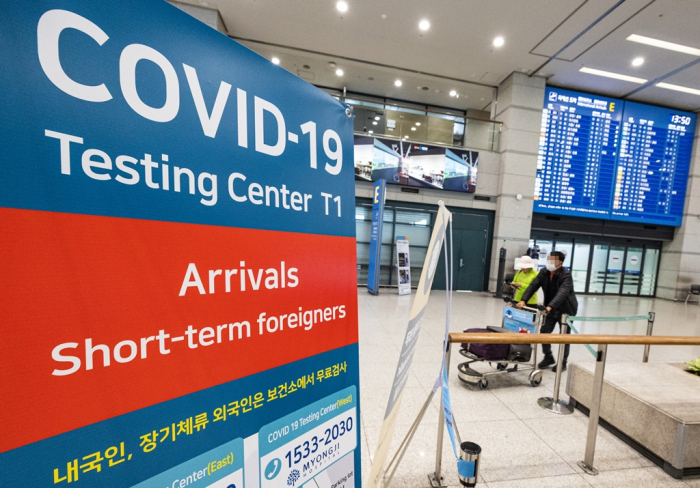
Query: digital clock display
xmin=670 ymin=114 xmax=692 ymax=126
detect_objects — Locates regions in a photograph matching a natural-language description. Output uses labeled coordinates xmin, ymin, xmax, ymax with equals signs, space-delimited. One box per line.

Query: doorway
xmin=528 ymin=236 xmax=662 ymax=297
xmin=433 ymin=213 xmax=489 ymax=291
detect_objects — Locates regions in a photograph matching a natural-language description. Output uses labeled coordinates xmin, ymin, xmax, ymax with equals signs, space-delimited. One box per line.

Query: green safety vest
xmin=513 ymin=269 xmax=538 ymax=305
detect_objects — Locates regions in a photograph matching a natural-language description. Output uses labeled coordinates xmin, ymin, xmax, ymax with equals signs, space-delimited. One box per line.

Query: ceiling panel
xmin=175 ymin=0 xmax=700 ymax=111
xmin=531 ymin=0 xmax=652 ymax=61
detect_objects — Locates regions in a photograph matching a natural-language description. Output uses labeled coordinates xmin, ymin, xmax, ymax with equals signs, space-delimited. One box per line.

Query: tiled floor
xmin=357 ymin=290 xmax=700 ymax=487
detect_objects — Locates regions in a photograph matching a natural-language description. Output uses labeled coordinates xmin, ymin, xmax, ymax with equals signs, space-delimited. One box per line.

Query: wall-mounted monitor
xmin=535 ymin=87 xmax=695 ymax=227
xmin=354 ymin=135 xmax=478 ymax=193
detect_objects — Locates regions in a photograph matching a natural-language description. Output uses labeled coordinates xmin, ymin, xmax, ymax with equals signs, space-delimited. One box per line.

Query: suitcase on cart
xmin=463 ymin=327 xmax=532 ymax=362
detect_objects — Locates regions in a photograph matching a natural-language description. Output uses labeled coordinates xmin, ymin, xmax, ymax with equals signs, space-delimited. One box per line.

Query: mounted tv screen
xmin=354 ymin=135 xmax=478 ymax=193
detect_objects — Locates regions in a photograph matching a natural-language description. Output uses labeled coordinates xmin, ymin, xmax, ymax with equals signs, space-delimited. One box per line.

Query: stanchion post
xmin=430 ymin=341 xmax=450 ymax=488
xmin=552 ymin=314 xmax=568 ymax=403
xmin=537 ymin=314 xmax=574 ymax=415
xmin=643 ymin=312 xmax=655 ymax=363
xmin=578 ymin=344 xmax=608 ymax=476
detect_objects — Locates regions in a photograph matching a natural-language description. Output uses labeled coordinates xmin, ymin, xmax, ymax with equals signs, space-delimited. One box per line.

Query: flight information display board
xmin=534 ymin=87 xmax=696 ymax=227
xmin=612 ymin=101 xmax=696 ymax=226
xmin=536 ymin=87 xmax=621 ymax=218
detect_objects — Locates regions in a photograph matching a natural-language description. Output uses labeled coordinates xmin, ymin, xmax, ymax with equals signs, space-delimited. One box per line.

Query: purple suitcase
xmin=462 ymin=328 xmax=510 ymax=360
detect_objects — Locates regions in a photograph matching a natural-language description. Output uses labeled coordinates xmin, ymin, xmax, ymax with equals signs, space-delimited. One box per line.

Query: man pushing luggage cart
xmin=516 ymin=251 xmax=578 ymax=373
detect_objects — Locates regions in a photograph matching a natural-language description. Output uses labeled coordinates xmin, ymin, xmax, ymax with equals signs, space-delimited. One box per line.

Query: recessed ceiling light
xmin=403 ymin=135 xmax=409 ymax=139
xmin=419 ymin=19 xmax=430 ymax=31
xmin=372 ymin=121 xmax=377 ymax=125
xmin=493 ymin=36 xmax=504 ymax=47
xmin=579 ymin=67 xmax=647 ymax=84
xmin=415 ymin=122 xmax=421 ymax=126
xmin=632 ymin=57 xmax=644 ymax=67
xmin=411 ymin=127 xmax=416 ymax=131
xmin=394 ymin=79 xmax=402 ymax=87
xmin=335 ymin=68 xmax=344 ymax=76
xmin=657 ymin=82 xmax=700 ymax=96
xmin=449 ymin=90 xmax=457 ymax=97
xmin=374 ymin=116 xmax=380 ymax=121
xmin=627 ymin=34 xmax=700 ymax=56
xmin=271 ymin=57 xmax=280 ymax=65
xmin=369 ymin=130 xmax=374 ymax=134
xmin=336 ymin=1 xmax=348 ymax=13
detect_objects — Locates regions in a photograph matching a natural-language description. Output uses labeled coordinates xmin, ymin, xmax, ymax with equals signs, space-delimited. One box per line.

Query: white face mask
xmin=546 ymin=262 xmax=557 ymax=272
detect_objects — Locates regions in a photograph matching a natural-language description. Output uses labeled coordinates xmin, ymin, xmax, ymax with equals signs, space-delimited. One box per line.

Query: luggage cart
xmin=457 ymin=303 xmax=544 ymax=390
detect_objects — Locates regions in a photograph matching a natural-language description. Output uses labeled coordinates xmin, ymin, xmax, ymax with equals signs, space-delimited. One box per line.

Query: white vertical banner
xmin=367 ymin=203 xmax=452 ymax=488
xmin=396 ymin=237 xmax=411 ymax=296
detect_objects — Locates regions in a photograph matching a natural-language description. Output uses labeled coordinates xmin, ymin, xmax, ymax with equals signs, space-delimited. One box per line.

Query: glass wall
xmin=589 ymin=245 xmax=609 ymax=294
xmin=622 ymin=247 xmax=643 ymax=295
xmin=529 ymin=236 xmax=662 ymax=297
xmin=571 ymin=243 xmax=590 ymax=293
xmin=335 ymin=95 xmax=501 ymax=152
xmin=640 ymin=249 xmax=660 ymax=296
xmin=356 ymin=204 xmax=432 ymax=287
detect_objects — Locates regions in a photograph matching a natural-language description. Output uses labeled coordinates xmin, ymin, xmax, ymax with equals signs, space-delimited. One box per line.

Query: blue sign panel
xmin=367 ymin=179 xmax=386 ymax=295
xmin=535 ymin=87 xmax=622 ymax=219
xmin=611 ymin=101 xmax=696 ymax=226
xmin=503 ymin=307 xmax=536 ymax=333
xmin=0 ymin=1 xmax=361 ymax=487
xmin=535 ymin=87 xmax=696 ymax=227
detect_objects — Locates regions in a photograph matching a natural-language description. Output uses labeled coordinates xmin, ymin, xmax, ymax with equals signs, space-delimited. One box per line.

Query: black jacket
xmin=521 ymin=267 xmax=578 ymax=315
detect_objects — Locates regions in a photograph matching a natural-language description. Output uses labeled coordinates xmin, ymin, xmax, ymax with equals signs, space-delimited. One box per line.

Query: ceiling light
xmin=415 ymin=122 xmax=421 ymax=126
xmin=419 ymin=20 xmax=430 ymax=31
xmin=632 ymin=57 xmax=644 ymax=67
xmin=627 ymin=34 xmax=700 ymax=56
xmin=411 ymin=127 xmax=416 ymax=131
xmin=374 ymin=116 xmax=380 ymax=121
xmin=369 ymin=130 xmax=374 ymax=134
xmin=336 ymin=1 xmax=348 ymax=13
xmin=656 ymin=82 xmax=700 ymax=96
xmin=372 ymin=121 xmax=377 ymax=125
xmin=271 ymin=57 xmax=280 ymax=65
xmin=493 ymin=36 xmax=504 ymax=47
xmin=403 ymin=135 xmax=409 ymax=139
xmin=394 ymin=79 xmax=402 ymax=87
xmin=579 ymin=67 xmax=647 ymax=84
xmin=335 ymin=69 xmax=344 ymax=76
xmin=449 ymin=90 xmax=457 ymax=97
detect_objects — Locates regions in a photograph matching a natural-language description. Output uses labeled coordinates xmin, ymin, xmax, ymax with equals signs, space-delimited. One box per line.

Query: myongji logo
xmin=287 ymin=469 xmax=300 ymax=486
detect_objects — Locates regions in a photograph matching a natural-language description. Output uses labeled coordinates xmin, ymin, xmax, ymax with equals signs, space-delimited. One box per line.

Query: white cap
xmin=515 ymin=255 xmax=535 ymax=270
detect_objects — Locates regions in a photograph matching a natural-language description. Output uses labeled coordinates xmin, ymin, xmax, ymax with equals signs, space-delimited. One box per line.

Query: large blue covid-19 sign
xmin=0 ymin=1 xmax=361 ymax=487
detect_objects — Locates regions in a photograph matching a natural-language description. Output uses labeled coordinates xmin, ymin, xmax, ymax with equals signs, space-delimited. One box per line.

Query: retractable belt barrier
xmin=566 ymin=312 xmax=655 ymax=362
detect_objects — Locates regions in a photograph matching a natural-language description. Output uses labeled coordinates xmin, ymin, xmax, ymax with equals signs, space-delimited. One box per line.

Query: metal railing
xmin=539 ymin=312 xmax=656 ymax=417
xmin=432 ymin=332 xmax=700 ymax=485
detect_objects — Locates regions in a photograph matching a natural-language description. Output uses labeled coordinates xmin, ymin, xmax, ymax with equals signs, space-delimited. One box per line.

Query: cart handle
xmin=504 ymin=299 xmax=542 ymax=314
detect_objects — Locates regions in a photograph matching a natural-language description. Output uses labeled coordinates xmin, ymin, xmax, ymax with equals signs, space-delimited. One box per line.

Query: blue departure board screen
xmin=535 ymin=87 xmax=621 ymax=218
xmin=534 ymin=87 xmax=696 ymax=227
xmin=611 ymin=101 xmax=695 ymax=226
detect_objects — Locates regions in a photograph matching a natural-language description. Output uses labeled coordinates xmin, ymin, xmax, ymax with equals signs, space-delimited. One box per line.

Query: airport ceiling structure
xmin=175 ymin=0 xmax=700 ymax=113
